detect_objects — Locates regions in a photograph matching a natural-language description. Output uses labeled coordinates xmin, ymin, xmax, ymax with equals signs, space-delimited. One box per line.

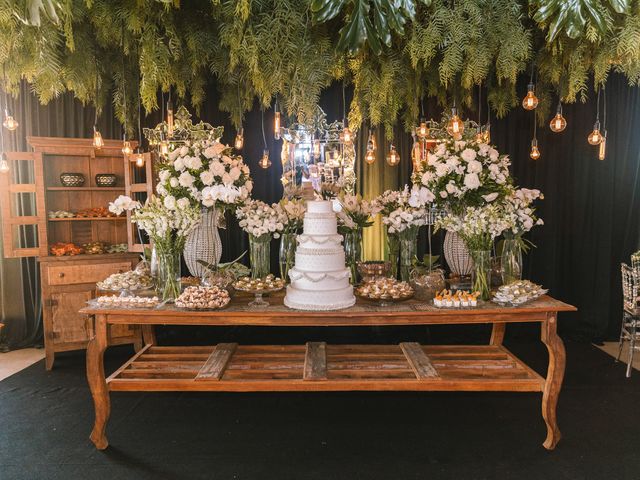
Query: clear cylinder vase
xmin=386 ymin=228 xmax=400 ymax=280
xmin=343 ymin=229 xmax=363 ymax=284
xmin=156 ymin=248 xmax=182 ymax=302
xmin=399 ymin=226 xmax=419 ymax=282
xmin=501 ymin=236 xmax=523 ymax=285
xmin=249 ymin=234 xmax=271 ymax=279
xmin=470 ymin=249 xmax=492 ymax=301
xmin=279 ymin=232 xmax=298 ymax=282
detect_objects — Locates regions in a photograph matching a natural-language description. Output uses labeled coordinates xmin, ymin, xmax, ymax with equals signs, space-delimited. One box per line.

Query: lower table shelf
xmin=107 ymin=343 xmax=545 ymax=392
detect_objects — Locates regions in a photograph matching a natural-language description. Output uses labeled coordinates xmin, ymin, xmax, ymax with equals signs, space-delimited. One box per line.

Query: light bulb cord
xmin=261 ymin=106 xmax=267 ymax=149
xmin=478 ymin=83 xmax=482 ymax=124
xmin=602 ymin=84 xmax=607 ymax=133
xmin=533 ymin=110 xmax=537 ymax=140
xmin=121 ymin=23 xmax=127 ymax=137
xmin=595 ymin=86 xmax=601 ymax=122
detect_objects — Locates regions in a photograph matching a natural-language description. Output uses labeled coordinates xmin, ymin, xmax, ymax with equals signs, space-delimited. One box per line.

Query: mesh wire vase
xmin=444 ymin=231 xmax=474 ymax=276
xmin=183 ymin=207 xmax=223 ymax=278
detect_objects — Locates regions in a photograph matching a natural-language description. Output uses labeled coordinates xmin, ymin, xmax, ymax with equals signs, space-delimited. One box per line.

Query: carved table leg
xmin=142 ymin=325 xmax=156 ymax=346
xmin=87 ymin=314 xmax=110 ymax=450
xmin=541 ymin=313 xmax=566 ymax=450
xmin=490 ymin=323 xmax=506 ymax=346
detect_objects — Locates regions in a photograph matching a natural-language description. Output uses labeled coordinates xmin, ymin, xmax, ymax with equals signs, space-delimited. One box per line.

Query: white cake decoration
xmin=284 ymin=200 xmax=356 ymax=310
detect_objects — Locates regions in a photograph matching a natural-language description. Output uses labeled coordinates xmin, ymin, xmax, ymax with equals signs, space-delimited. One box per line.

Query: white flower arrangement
xmin=278 ymin=198 xmax=306 ymax=234
xmin=411 ymin=138 xmax=512 ymax=212
xmin=435 ymin=204 xmax=510 ymax=251
xmin=235 ymin=199 xmax=286 ymax=239
xmin=373 ymin=187 xmax=427 ymax=234
xmin=335 ymin=193 xmax=375 ymax=232
xmin=108 ymin=195 xmax=141 ymax=215
xmin=156 ymin=138 xmax=253 ymax=210
xmin=503 ymin=187 xmax=544 ymax=236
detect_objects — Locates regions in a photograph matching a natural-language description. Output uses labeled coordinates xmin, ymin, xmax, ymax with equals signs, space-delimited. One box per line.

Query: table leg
xmin=541 ymin=313 xmax=565 ymax=450
xmin=87 ymin=314 xmax=110 ymax=450
xmin=490 ymin=323 xmax=506 ymax=346
xmin=142 ymin=325 xmax=156 ymax=346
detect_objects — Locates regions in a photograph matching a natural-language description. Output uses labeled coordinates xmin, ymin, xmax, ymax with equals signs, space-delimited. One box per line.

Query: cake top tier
xmin=306 ymin=200 xmax=334 ymax=214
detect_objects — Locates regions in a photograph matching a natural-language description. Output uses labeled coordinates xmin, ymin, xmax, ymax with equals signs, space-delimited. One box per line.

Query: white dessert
xmin=284 ymin=200 xmax=356 ymax=311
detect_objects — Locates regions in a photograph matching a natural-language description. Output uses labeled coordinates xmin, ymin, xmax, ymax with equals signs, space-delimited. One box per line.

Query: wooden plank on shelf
xmin=107 ymin=344 xmax=152 ymax=381
xmin=400 ymin=342 xmax=439 ymax=379
xmin=9 ymin=184 xmax=36 ymax=193
xmin=303 ymin=342 xmax=327 ymax=381
xmin=195 ymin=343 xmax=237 ymax=381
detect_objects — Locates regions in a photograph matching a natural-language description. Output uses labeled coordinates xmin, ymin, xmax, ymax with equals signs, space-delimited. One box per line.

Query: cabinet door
xmin=50 ymin=290 xmax=94 ymax=344
xmin=0 ymin=151 xmax=48 ymax=257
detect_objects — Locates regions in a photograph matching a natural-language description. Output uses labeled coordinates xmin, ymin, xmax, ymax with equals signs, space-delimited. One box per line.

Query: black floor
xmin=1 ymin=331 xmax=639 ymax=480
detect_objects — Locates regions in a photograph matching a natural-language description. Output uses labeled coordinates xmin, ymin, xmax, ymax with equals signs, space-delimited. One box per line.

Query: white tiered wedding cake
xmin=284 ymin=200 xmax=356 ymax=311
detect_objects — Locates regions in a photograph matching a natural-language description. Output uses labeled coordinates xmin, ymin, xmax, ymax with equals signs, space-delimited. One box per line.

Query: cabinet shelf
xmin=47 ymin=187 xmax=125 ymax=192
xmin=48 ymin=217 xmax=126 ymax=222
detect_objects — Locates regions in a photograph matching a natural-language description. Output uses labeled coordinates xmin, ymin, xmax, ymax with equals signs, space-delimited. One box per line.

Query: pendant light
xmin=166 ymin=94 xmax=174 ymax=136
xmin=386 ymin=143 xmax=400 ymax=167
xmin=475 ymin=85 xmax=484 ymax=143
xmin=131 ymin=86 xmax=145 ymax=167
xmin=2 ymin=71 xmax=18 ymax=132
xmin=483 ymin=95 xmax=491 ymax=144
xmin=549 ymin=101 xmax=567 ymax=132
xmin=159 ymin=133 xmax=169 ymax=156
xmin=418 ymin=120 xmax=428 ymax=138
xmin=92 ymin=69 xmax=104 ymax=150
xmin=259 ymin=107 xmax=271 ymax=169
xmin=0 ymin=108 xmax=7 ymax=173
xmin=365 ymin=130 xmax=376 ymax=165
xmin=587 ymin=87 xmax=603 ymax=145
xmin=530 ymin=110 xmax=540 ymax=160
xmin=120 ymin=46 xmax=132 ymax=156
xmin=234 ymin=127 xmax=244 ymax=150
xmin=522 ymin=64 xmax=539 ymax=111
xmin=122 ymin=138 xmax=133 ymax=156
xmin=340 ymin=80 xmax=352 ymax=144
xmin=273 ymin=97 xmax=281 ymax=140
xmin=411 ymin=131 xmax=421 ymax=170
xmin=446 ymin=98 xmax=464 ymax=140
xmin=599 ymin=86 xmax=607 ymax=161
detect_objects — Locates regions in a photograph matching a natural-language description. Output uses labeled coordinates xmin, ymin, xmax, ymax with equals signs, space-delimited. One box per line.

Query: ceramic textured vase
xmin=444 ymin=231 xmax=473 ymax=276
xmin=183 ymin=208 xmax=223 ymax=277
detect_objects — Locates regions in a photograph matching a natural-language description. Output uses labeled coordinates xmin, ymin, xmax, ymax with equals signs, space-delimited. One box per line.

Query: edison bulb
xmin=482 ymin=125 xmax=491 ymax=144
xmin=234 ymin=128 xmax=244 ymax=150
xmin=550 ymin=105 xmax=567 ymax=132
xmin=135 ymin=155 xmax=145 ymax=167
xmin=386 ymin=145 xmax=400 ymax=166
xmin=159 ymin=140 xmax=170 ymax=156
xmin=121 ymin=140 xmax=133 ymax=156
xmin=3 ymin=113 xmax=18 ymax=131
xmin=411 ymin=141 xmax=422 ymax=169
xmin=446 ymin=108 xmax=464 ymax=140
xmin=342 ymin=126 xmax=352 ymax=144
xmin=418 ymin=121 xmax=428 ymax=138
xmin=529 ymin=139 xmax=540 ymax=160
xmin=259 ymin=149 xmax=271 ymax=169
xmin=365 ymin=150 xmax=375 ymax=165
xmin=92 ymin=128 xmax=104 ymax=149
xmin=599 ymin=134 xmax=607 ymax=161
xmin=0 ymin=154 xmax=9 ymax=173
xmin=587 ymin=121 xmax=603 ymax=145
xmin=166 ymin=100 xmax=174 ymax=136
xmin=313 ymin=139 xmax=321 ymax=157
xmin=475 ymin=127 xmax=484 ymax=143
xmin=522 ymin=84 xmax=539 ymax=110
xmin=274 ymin=111 xmax=281 ymax=140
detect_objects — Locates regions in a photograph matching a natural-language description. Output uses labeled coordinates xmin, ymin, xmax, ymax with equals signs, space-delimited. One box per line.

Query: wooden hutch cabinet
xmin=0 ymin=137 xmax=153 ymax=369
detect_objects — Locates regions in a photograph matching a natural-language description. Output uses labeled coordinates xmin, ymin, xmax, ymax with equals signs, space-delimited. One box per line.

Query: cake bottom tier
xmin=284 ymin=285 xmax=356 ymax=311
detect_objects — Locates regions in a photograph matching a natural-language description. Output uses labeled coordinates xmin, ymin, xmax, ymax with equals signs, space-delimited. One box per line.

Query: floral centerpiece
xmin=109 ymin=195 xmax=201 ymax=301
xmin=500 ymin=187 xmax=544 ymax=283
xmin=278 ymin=198 xmax=306 ymax=281
xmin=235 ymin=199 xmax=285 ymax=279
xmin=335 ymin=193 xmax=375 ymax=283
xmin=156 ymin=138 xmax=253 ymax=277
xmin=373 ymin=187 xmax=428 ymax=281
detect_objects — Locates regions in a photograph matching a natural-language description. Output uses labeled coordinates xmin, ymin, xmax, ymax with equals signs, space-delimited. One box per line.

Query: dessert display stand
xmin=81 ymin=295 xmax=575 ymax=451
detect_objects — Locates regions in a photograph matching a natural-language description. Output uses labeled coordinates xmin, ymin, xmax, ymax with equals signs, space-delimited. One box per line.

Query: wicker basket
xmin=60 ymin=172 xmax=85 ymax=187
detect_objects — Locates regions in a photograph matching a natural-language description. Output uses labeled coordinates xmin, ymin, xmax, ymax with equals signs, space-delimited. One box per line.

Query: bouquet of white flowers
xmin=503 ymin=187 xmax=544 ymax=236
xmin=374 ymin=187 xmax=427 ymax=235
xmin=279 ymin=198 xmax=306 ymax=234
xmin=235 ymin=199 xmax=286 ymax=239
xmin=411 ymin=138 xmax=512 ymax=213
xmin=335 ymin=193 xmax=375 ymax=232
xmin=156 ymin=138 xmax=253 ymax=210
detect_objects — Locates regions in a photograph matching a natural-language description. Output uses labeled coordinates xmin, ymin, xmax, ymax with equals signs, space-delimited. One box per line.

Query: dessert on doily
xmin=284 ymin=200 xmax=355 ymax=311
xmin=97 ymin=270 xmax=154 ymax=292
xmin=175 ymin=286 xmax=230 ymax=310
xmin=355 ymin=278 xmax=414 ymax=305
xmin=234 ymin=274 xmax=285 ymax=307
xmin=95 ymin=295 xmax=159 ymax=308
xmin=433 ymin=289 xmax=480 ymax=308
xmin=492 ymin=280 xmax=547 ymax=306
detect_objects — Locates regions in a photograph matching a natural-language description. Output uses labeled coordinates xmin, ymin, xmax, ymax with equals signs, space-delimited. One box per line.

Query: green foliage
xmin=1 ymin=0 xmax=640 ymax=137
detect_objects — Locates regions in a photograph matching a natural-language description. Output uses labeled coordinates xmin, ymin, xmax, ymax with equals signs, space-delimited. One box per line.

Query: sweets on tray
xmin=75 ymin=207 xmax=117 ymax=218
xmin=175 ymin=286 xmax=230 ymax=310
xmin=95 ymin=295 xmax=159 ymax=308
xmin=492 ymin=280 xmax=548 ymax=306
xmin=97 ymin=270 xmax=154 ymax=291
xmin=233 ymin=274 xmax=285 ymax=292
xmin=106 ymin=243 xmax=128 ymax=254
xmin=355 ymin=278 xmax=414 ymax=301
xmin=83 ymin=242 xmax=107 ymax=255
xmin=50 ymin=242 xmax=83 ymax=256
xmin=433 ymin=289 xmax=480 ymax=308
xmin=180 ymin=276 xmax=201 ymax=287
xmin=48 ymin=210 xmax=75 ymax=219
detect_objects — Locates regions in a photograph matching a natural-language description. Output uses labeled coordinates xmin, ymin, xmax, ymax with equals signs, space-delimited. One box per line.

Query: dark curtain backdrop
xmin=2 ymin=74 xmax=639 ymax=347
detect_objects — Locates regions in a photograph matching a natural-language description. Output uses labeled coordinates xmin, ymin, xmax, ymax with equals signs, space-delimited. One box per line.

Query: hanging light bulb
xmin=121 ymin=139 xmax=133 ymax=156
xmin=386 ymin=144 xmax=400 ymax=167
xmin=599 ymin=131 xmax=607 ymax=161
xmin=130 ymin=146 xmax=145 ymax=167
xmin=166 ymin=97 xmax=174 ymax=136
xmin=274 ymin=111 xmax=281 ymax=140
xmin=446 ymin=107 xmax=464 ymax=140
xmin=530 ymin=138 xmax=540 ymax=160
xmin=365 ymin=150 xmax=375 ymax=165
xmin=259 ymin=149 xmax=271 ymax=169
xmin=418 ymin=120 xmax=429 ymax=138
xmin=234 ymin=127 xmax=244 ymax=150
xmin=475 ymin=127 xmax=484 ymax=143
xmin=411 ymin=140 xmax=422 ymax=170
xmin=92 ymin=126 xmax=104 ymax=149
xmin=341 ymin=125 xmax=352 ymax=144
xmin=587 ymin=120 xmax=603 ymax=145
xmin=549 ymin=103 xmax=567 ymax=132
xmin=3 ymin=110 xmax=18 ymax=131
xmin=0 ymin=153 xmax=9 ymax=173
xmin=159 ymin=140 xmax=170 ymax=156
xmin=522 ymin=83 xmax=539 ymax=111
xmin=313 ymin=139 xmax=321 ymax=157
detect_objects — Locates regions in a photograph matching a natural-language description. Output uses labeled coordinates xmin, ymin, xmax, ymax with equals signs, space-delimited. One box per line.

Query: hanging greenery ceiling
xmin=1 ymin=0 xmax=640 ymax=138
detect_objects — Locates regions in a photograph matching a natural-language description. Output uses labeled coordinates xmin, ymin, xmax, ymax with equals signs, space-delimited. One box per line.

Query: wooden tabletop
xmin=80 ymin=294 xmax=576 ymax=327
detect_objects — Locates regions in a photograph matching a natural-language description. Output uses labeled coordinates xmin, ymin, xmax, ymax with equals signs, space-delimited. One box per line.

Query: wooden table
xmin=80 ymin=295 xmax=576 ymax=451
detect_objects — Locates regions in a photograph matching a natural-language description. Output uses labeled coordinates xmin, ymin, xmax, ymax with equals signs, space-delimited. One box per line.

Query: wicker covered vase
xmin=183 ymin=208 xmax=223 ymax=277
xmin=443 ymin=231 xmax=474 ymax=276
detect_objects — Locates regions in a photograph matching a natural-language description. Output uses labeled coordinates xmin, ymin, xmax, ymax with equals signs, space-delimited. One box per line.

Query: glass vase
xmin=249 ymin=234 xmax=271 ymax=279
xmin=156 ymin=247 xmax=181 ymax=302
xmin=399 ymin=226 xmax=419 ymax=282
xmin=343 ymin=229 xmax=363 ymax=284
xmin=279 ymin=232 xmax=298 ymax=282
xmin=386 ymin=228 xmax=400 ymax=279
xmin=470 ymin=250 xmax=492 ymax=301
xmin=501 ymin=236 xmax=523 ymax=285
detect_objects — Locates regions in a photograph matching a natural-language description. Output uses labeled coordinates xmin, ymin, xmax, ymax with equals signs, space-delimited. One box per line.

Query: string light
xmin=549 ymin=101 xmax=567 ymax=132
xmin=260 ymin=107 xmax=271 ymax=169
xmin=588 ymin=87 xmax=603 ymax=145
xmin=234 ymin=127 xmax=244 ymax=150
xmin=418 ymin=120 xmax=428 ymax=138
xmin=259 ymin=149 xmax=271 ymax=169
xmin=273 ymin=96 xmax=281 ymax=140
xmin=530 ymin=111 xmax=540 ymax=160
xmin=341 ymin=125 xmax=352 ymax=144
xmin=121 ymin=138 xmax=133 ymax=156
xmin=475 ymin=85 xmax=484 ymax=143
xmin=92 ymin=126 xmax=104 ymax=149
xmin=522 ymin=84 xmax=539 ymax=110
xmin=599 ymin=86 xmax=608 ymax=161
xmin=166 ymin=95 xmax=174 ymax=136
xmin=386 ymin=144 xmax=400 ymax=167
xmin=365 ymin=130 xmax=376 ymax=164
xmin=446 ymin=105 xmax=464 ymax=140
xmin=2 ymin=111 xmax=18 ymax=131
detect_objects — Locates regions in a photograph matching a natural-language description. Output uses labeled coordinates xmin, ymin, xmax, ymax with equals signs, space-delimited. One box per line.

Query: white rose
xmin=245 ymin=180 xmax=253 ymax=192
xmin=210 ymin=161 xmax=225 ymax=177
xmin=229 ymin=166 xmax=241 ymax=181
xmin=169 ymin=177 xmax=179 ymax=188
xmin=176 ymin=198 xmax=190 ymax=210
xmin=440 ymin=191 xmax=448 ymax=199
xmin=435 ymin=163 xmax=449 ymax=177
xmin=200 ymin=170 xmax=214 ymax=186
xmin=464 ymin=173 xmax=481 ymax=190
xmin=482 ymin=192 xmax=499 ymax=202
xmin=221 ymin=172 xmax=232 ymax=185
xmin=179 ymin=146 xmax=189 ymax=156
xmin=156 ymin=184 xmax=167 ymax=196
xmin=461 ymin=148 xmax=477 ymax=162
xmin=178 ymin=171 xmax=195 ymax=188
xmin=159 ymin=170 xmax=171 ymax=182
xmin=173 ymin=158 xmax=185 ymax=171
xmin=446 ymin=182 xmax=456 ymax=194
xmin=489 ymin=148 xmax=499 ymax=161
xmin=466 ymin=159 xmax=482 ymax=174
xmin=187 ymin=156 xmax=203 ymax=170
xmin=163 ymin=195 xmax=177 ymax=210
